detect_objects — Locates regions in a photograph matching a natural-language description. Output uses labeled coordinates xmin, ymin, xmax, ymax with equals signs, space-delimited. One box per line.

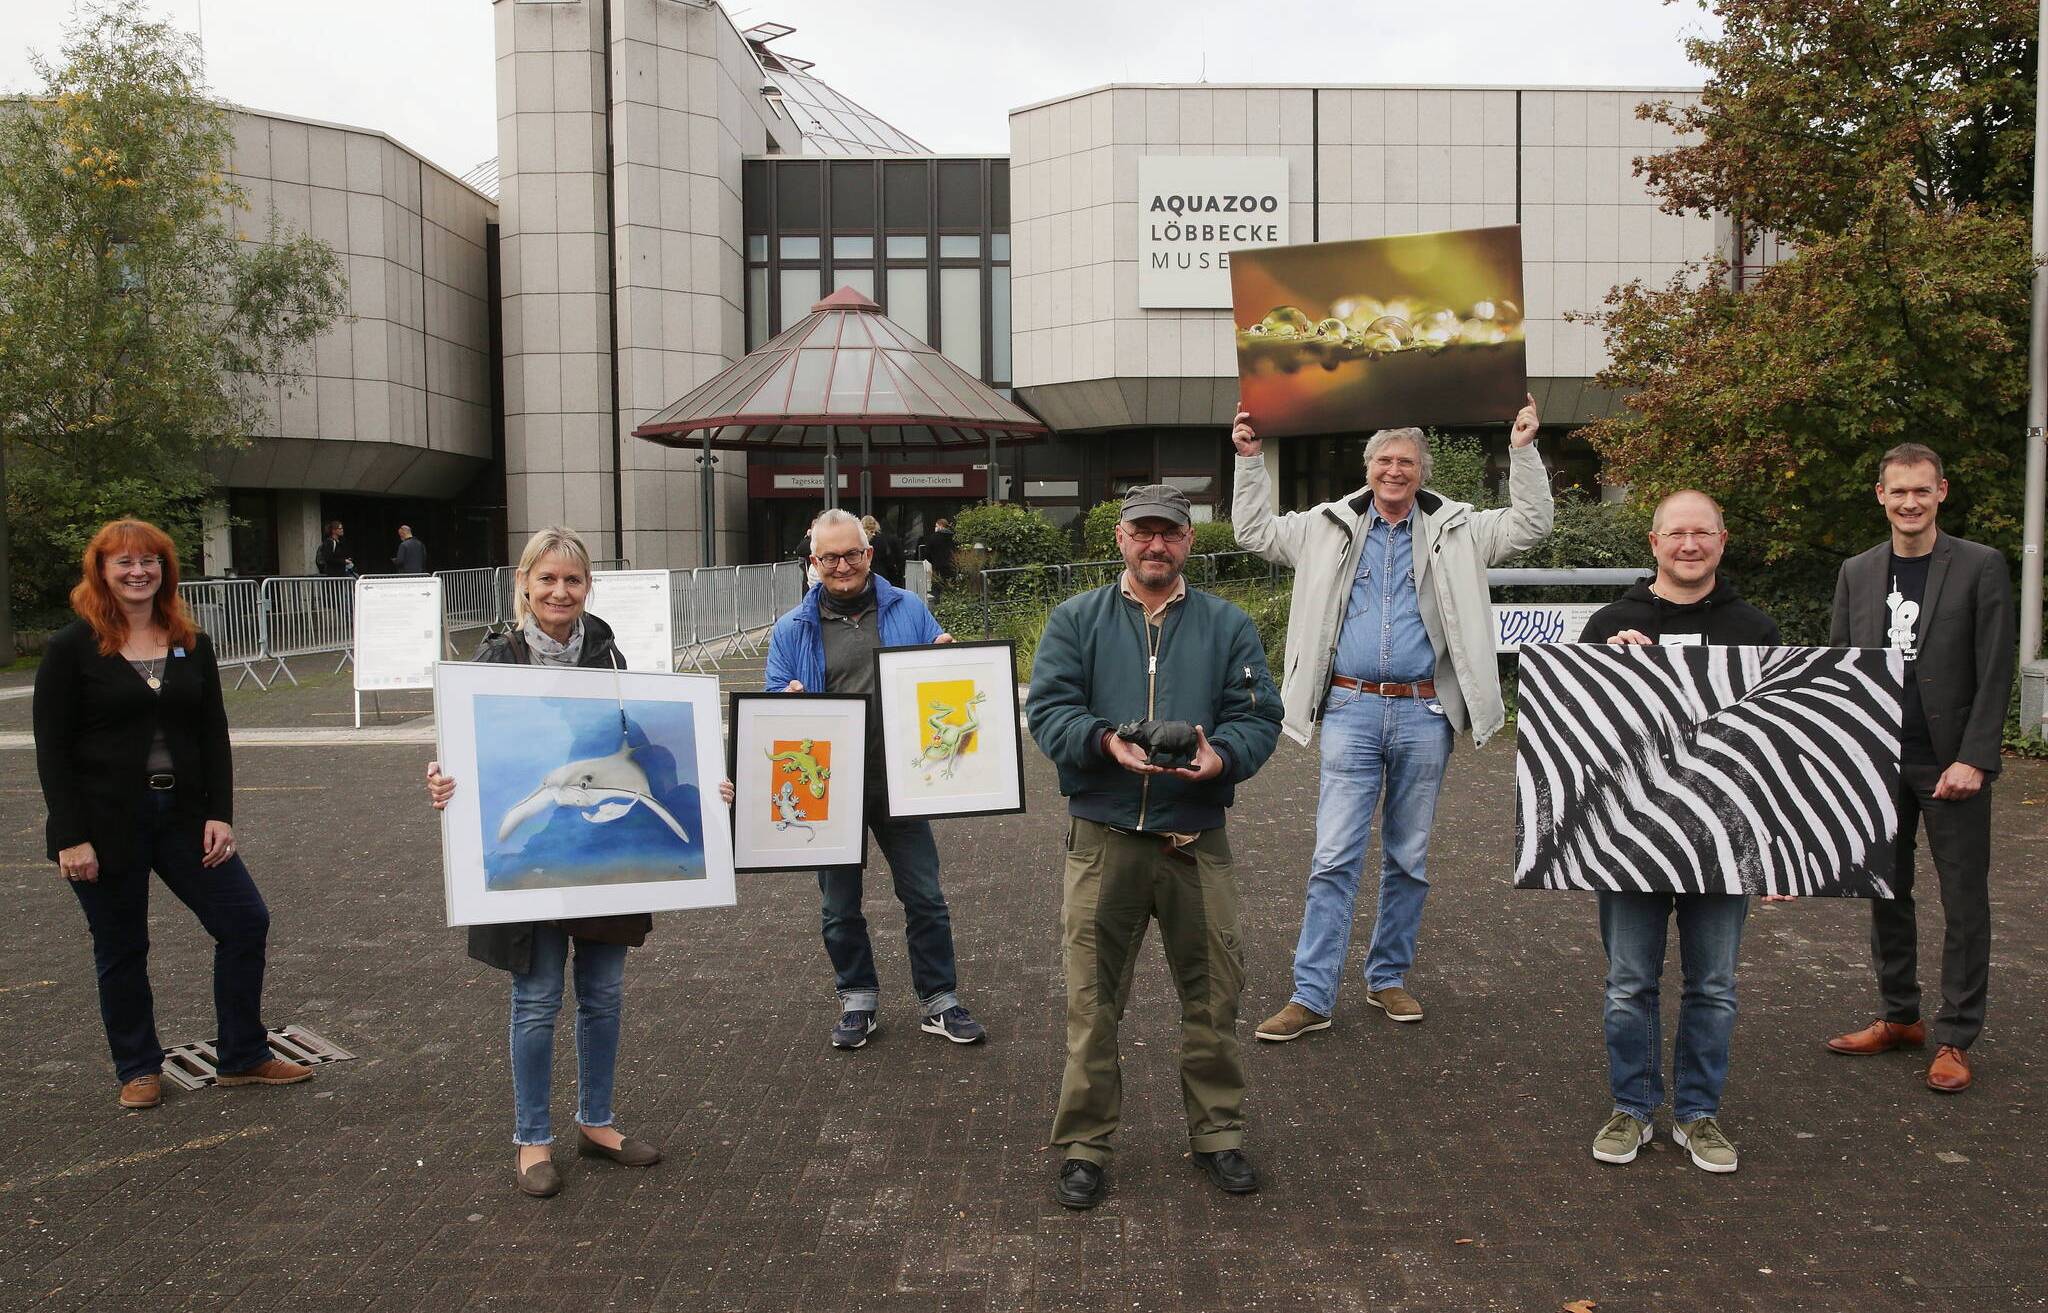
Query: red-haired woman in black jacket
xmin=33 ymin=520 xmax=310 ymax=1112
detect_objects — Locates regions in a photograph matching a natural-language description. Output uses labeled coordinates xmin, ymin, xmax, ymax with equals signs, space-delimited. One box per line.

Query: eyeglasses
xmin=815 ymin=549 xmax=870 ymax=569
xmin=1121 ymin=526 xmax=1191 ymax=545
xmin=110 ymin=555 xmax=164 ymax=569
xmin=1653 ymin=531 xmax=1722 ymax=544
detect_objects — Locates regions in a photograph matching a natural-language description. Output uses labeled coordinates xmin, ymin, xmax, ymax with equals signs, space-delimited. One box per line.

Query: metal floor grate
xmin=160 ymin=1024 xmax=356 ymax=1091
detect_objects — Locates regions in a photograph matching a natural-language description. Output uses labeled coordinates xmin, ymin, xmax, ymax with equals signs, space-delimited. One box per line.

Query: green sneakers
xmin=1673 ymin=1117 xmax=1739 ymax=1173
xmin=1591 ymin=1111 xmax=1653 ymax=1164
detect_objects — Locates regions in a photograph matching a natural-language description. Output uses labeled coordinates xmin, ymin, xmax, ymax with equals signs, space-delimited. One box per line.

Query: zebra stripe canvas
xmin=1514 ymin=643 xmax=1903 ymax=897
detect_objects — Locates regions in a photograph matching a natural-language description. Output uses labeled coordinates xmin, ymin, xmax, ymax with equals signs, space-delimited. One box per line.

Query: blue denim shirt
xmin=1333 ymin=501 xmax=1435 ymax=683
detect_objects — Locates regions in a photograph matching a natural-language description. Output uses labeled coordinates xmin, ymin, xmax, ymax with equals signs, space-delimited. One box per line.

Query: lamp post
xmin=2020 ymin=0 xmax=2048 ymax=735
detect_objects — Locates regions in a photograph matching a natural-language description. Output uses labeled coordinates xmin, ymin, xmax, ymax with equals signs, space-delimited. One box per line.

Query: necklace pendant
xmin=147 ymin=676 xmax=162 ymax=690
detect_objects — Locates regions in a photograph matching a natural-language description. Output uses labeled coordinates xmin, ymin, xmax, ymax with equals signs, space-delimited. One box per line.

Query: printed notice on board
xmin=355 ymin=575 xmax=442 ymax=691
xmin=587 ymin=570 xmax=673 ymax=674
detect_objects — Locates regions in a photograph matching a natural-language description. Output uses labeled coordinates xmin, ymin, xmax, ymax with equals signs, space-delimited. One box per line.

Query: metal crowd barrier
xmin=178 ymin=578 xmax=269 ymax=690
xmin=439 ymin=567 xmax=502 ymax=655
xmin=733 ymin=563 xmax=783 ymax=655
xmin=690 ymin=565 xmax=741 ymax=656
xmin=904 ymin=559 xmax=931 ymax=601
xmin=257 ymin=576 xmax=356 ymax=686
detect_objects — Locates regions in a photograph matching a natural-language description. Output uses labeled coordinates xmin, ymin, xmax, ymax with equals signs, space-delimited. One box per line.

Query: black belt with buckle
xmin=146 ymin=773 xmax=176 ymax=791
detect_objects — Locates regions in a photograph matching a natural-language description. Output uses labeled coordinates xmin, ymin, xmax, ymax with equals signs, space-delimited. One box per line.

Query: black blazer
xmin=33 ymin=620 xmax=234 ymax=871
xmin=1831 ymin=530 xmax=2015 ymax=776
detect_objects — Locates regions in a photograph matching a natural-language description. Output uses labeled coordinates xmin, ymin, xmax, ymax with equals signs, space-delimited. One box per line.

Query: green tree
xmin=1582 ymin=0 xmax=2035 ymax=586
xmin=0 ymin=2 xmax=346 ymax=608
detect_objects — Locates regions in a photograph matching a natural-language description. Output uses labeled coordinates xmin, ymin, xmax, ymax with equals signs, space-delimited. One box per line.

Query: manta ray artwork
xmin=472 ymin=694 xmax=709 ymax=892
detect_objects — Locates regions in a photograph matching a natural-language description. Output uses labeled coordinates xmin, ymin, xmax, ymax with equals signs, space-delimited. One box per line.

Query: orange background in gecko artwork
xmin=915 ymin=680 xmax=979 ymax=756
xmin=768 ymin=739 xmax=831 ymax=821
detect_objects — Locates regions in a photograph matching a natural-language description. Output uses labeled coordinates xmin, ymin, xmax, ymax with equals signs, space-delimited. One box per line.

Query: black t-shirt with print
xmin=1887 ymin=551 xmax=1935 ymax=765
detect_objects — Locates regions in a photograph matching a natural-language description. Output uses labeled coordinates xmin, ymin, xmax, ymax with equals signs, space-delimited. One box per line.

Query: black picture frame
xmin=728 ymin=690 xmax=872 ymax=873
xmin=870 ymin=639 xmax=1028 ymax=821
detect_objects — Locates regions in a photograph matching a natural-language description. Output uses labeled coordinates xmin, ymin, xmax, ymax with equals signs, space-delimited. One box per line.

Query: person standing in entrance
xmin=764 ymin=508 xmax=986 ymax=1050
xmin=918 ymin=516 xmax=957 ymax=596
xmin=1579 ymin=491 xmax=1779 ymax=1175
xmin=315 ymin=520 xmax=353 ymax=577
xmin=1824 ymin=443 xmax=2014 ymax=1094
xmin=392 ymin=524 xmax=427 ymax=574
xmin=1026 ymin=484 xmax=1281 ymax=1209
xmin=1233 ymin=396 xmax=1552 ymax=1039
xmin=33 ymin=520 xmax=312 ymax=1111
xmin=863 ymin=513 xmax=908 ymax=589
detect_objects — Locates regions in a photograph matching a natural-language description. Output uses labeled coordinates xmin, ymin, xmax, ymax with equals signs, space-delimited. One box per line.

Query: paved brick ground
xmin=1 ymin=729 xmax=2043 ymax=1312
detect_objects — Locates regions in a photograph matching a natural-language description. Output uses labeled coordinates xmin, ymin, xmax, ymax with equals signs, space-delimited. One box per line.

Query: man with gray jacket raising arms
xmin=1234 ymin=396 xmax=1551 ymax=1040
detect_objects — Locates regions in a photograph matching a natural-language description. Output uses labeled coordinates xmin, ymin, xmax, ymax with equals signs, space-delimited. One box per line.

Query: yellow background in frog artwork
xmin=915 ymin=680 xmax=979 ymax=755
xmin=768 ymin=739 xmax=831 ymax=821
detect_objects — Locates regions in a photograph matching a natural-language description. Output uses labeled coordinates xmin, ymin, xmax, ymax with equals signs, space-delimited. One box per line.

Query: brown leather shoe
xmin=1825 ymin=1018 xmax=1925 ymax=1055
xmin=577 ymin=1128 xmax=662 ymax=1166
xmin=1366 ymin=986 xmax=1424 ymax=1023
xmin=1927 ymin=1044 xmax=1972 ymax=1093
xmin=1254 ymin=1002 xmax=1331 ymax=1042
xmin=215 ymin=1057 xmax=313 ymax=1087
xmin=118 ymin=1073 xmax=162 ymax=1109
xmin=517 ymin=1158 xmax=562 ymax=1198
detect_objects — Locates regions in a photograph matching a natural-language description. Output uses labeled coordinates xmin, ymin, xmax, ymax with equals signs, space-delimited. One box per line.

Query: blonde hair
xmin=860 ymin=514 xmax=881 ymax=536
xmin=512 ymin=526 xmax=594 ymax=626
xmin=1363 ymin=427 xmax=1432 ymax=483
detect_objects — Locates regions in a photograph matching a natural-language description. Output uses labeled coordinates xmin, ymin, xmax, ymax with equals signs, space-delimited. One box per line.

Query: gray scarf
xmin=522 ymin=615 xmax=585 ymax=667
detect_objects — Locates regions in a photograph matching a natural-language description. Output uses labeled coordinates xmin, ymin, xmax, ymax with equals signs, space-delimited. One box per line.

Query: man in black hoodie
xmin=1577 ymin=490 xmax=1778 ymax=1176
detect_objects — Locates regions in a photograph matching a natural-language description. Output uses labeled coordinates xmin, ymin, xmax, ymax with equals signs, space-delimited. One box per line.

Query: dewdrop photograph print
xmin=1230 ymin=225 xmax=1528 ymax=436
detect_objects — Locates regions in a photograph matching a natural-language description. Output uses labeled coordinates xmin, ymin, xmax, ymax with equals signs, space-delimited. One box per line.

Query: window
xmin=779 ymin=236 xmax=820 ymax=261
xmin=829 ymin=160 xmax=877 ymax=228
xmin=780 ymin=267 xmax=821 ymax=328
xmin=775 ymin=161 xmax=821 ymax=230
xmin=989 ymin=266 xmax=1011 ymax=383
xmin=885 ymin=235 xmax=926 ymax=260
xmin=939 ymin=235 xmax=981 ymax=259
xmin=747 ymin=266 xmax=768 ymax=348
xmin=833 ymin=267 xmax=875 ymax=300
xmin=746 ymin=234 xmax=767 ymax=262
xmin=939 ymin=267 xmax=981 ymax=375
xmin=884 ymin=161 xmax=928 ymax=229
xmin=936 ymin=160 xmax=981 ymax=229
xmin=832 ymin=235 xmax=874 ymax=261
xmin=886 ymin=267 xmax=928 ymax=340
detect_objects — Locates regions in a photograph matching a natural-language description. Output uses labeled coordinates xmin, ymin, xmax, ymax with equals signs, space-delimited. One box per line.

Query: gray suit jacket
xmin=1830 ymin=530 xmax=2015 ymax=776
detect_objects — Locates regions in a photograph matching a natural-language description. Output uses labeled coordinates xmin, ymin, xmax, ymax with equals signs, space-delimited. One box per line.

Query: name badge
xmin=172 ymin=646 xmax=187 ymax=658
xmin=1658 ymin=633 xmax=1703 ymax=648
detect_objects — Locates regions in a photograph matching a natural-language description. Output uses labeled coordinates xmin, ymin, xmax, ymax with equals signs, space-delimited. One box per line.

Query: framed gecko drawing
xmin=873 ymin=640 xmax=1027 ymax=821
xmin=728 ymin=692 xmax=870 ymax=873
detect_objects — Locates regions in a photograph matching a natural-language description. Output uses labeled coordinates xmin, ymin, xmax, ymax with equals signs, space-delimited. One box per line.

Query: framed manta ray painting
xmin=433 ymin=662 xmax=737 ymax=926
xmin=873 ymin=640 xmax=1026 ymax=821
xmin=728 ymin=692 xmax=869 ymax=873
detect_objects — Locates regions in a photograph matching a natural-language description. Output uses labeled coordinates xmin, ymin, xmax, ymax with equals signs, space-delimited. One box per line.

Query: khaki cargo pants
xmin=1050 ymin=817 xmax=1247 ymax=1166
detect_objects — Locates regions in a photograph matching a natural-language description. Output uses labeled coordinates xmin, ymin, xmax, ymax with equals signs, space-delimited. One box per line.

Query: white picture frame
xmin=434 ymin=661 xmax=736 ymax=926
xmin=729 ymin=693 xmax=869 ymax=872
xmin=873 ymin=640 xmax=1026 ymax=820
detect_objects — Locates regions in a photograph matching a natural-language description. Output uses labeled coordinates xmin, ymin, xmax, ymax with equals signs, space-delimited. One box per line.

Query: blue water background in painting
xmin=472 ymin=693 xmax=706 ymax=890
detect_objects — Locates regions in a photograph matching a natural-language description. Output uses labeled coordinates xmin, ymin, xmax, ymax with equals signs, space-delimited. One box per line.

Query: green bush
xmin=1192 ymin=521 xmax=1240 ymax=556
xmin=953 ymin=502 xmax=1071 ymax=569
xmin=1427 ymin=430 xmax=1491 ymax=507
xmin=1080 ymin=499 xmax=1122 ymax=560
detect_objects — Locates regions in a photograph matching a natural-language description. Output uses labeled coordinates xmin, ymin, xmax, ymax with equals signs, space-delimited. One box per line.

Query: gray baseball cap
xmin=1120 ymin=483 xmax=1192 ymax=527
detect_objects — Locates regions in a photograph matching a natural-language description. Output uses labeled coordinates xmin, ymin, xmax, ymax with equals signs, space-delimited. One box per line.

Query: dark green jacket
xmin=1028 ymin=581 xmax=1282 ymax=833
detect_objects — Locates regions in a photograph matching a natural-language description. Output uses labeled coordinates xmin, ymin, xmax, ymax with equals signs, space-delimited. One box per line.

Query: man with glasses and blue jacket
xmin=1232 ymin=396 xmax=1551 ymax=1041
xmin=766 ymin=508 xmax=985 ymax=1052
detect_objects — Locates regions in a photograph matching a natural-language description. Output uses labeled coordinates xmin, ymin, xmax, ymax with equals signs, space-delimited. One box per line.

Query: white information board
xmin=1137 ymin=155 xmax=1291 ymax=308
xmin=588 ymin=569 xmax=673 ymax=674
xmin=1493 ymin=602 xmax=1607 ymax=652
xmin=355 ymin=575 xmax=443 ymax=691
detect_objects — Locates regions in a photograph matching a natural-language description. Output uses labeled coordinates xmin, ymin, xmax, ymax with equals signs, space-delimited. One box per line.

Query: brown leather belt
xmin=1330 ymin=675 xmax=1435 ymax=698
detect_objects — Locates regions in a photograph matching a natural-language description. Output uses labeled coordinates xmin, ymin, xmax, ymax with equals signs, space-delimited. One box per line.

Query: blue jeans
xmin=69 ymin=790 xmax=273 ymax=1081
xmin=1290 ymin=689 xmax=1454 ymax=1015
xmin=509 ymin=925 xmax=627 ymax=1146
xmin=816 ymin=816 xmax=959 ymax=1016
xmin=1599 ymin=892 xmax=1748 ymax=1123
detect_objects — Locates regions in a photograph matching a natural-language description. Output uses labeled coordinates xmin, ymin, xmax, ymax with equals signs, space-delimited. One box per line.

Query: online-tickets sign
xmin=1137 ymin=156 xmax=1290 ymax=308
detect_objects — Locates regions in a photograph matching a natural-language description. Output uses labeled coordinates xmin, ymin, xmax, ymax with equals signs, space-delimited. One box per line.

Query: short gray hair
xmin=512 ymin=525 xmax=593 ymax=625
xmin=808 ymin=508 xmax=869 ymax=548
xmin=1363 ymin=427 xmax=1432 ymax=483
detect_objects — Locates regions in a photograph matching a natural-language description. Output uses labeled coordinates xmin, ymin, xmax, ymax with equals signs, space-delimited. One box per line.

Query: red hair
xmin=70 ymin=520 xmax=200 ymax=657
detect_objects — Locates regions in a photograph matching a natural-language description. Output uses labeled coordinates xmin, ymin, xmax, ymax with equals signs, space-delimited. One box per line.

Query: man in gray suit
xmin=1825 ymin=442 xmax=2014 ymax=1093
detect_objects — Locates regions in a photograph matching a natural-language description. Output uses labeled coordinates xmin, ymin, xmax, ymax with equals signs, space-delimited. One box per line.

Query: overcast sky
xmin=3 ymin=1 xmax=1718 ymax=176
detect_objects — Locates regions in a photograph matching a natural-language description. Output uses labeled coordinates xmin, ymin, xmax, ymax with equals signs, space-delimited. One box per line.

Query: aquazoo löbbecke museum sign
xmin=1137 ymin=155 xmax=1291 ymax=309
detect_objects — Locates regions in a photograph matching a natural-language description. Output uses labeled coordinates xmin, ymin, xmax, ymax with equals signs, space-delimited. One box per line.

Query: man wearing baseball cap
xmin=1026 ymin=484 xmax=1283 ymax=1209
